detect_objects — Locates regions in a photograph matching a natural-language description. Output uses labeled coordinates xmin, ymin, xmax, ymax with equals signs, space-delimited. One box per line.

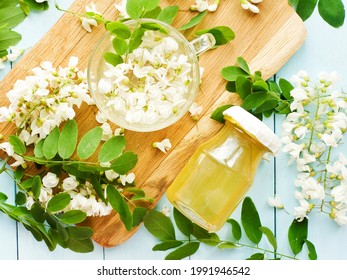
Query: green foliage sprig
xmin=289 ymin=0 xmax=345 ymax=28
xmin=211 ymin=57 xmax=294 ymax=122
xmin=0 ymin=0 xmax=49 ymax=57
xmin=144 ymin=197 xmax=317 ymax=260
xmin=0 ymin=120 xmax=151 ymax=252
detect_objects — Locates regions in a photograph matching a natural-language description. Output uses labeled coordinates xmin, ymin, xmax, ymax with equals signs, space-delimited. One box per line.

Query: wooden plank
xmin=0 ymin=0 xmax=306 ymax=248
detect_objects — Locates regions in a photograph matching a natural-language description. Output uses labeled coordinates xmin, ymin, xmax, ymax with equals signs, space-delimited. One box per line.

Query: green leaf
xmin=296 ymin=0 xmax=318 ymax=21
xmin=252 ymin=80 xmax=269 ymax=91
xmin=77 ymin=127 xmax=103 ymax=160
xmin=143 ymin=6 xmax=161 ymax=18
xmin=199 ymin=233 xmax=220 ymax=246
xmin=90 ymin=176 xmax=106 ymax=203
xmin=112 ymin=37 xmax=128 ymax=56
xmin=19 ymin=1 xmax=30 ymax=16
xmin=30 ymin=203 xmax=45 ymax=223
xmin=226 ymin=81 xmax=236 ymax=92
xmin=318 ymin=0 xmax=345 ymax=28
xmin=58 ymin=119 xmax=78 ymax=159
xmin=8 ymin=135 xmax=26 ymax=155
xmin=60 ymin=210 xmax=87 ymax=224
xmin=106 ymin=185 xmax=133 ymax=230
xmin=23 ymin=0 xmax=49 ymax=10
xmin=221 ymin=66 xmax=248 ymax=82
xmin=210 ymin=104 xmax=232 ymax=123
xmin=246 ymin=253 xmax=265 ymax=260
xmin=0 ymin=0 xmax=19 ymax=8
xmin=128 ymin=27 xmax=146 ymax=52
xmin=237 ymin=57 xmax=251 ymax=74
xmin=153 ymin=240 xmax=183 ymax=251
xmin=67 ymin=237 xmax=94 ymax=253
xmin=47 ymin=193 xmax=71 ymax=213
xmin=111 ymin=151 xmax=138 ymax=175
xmin=0 ymin=49 xmax=8 ymax=57
xmin=279 ymin=78 xmax=294 ymax=100
xmin=288 ymin=218 xmax=308 ymax=255
xmin=236 ymin=76 xmax=252 ymax=100
xmin=0 ymin=7 xmax=26 ymax=29
xmin=268 ymin=81 xmax=281 ymax=94
xmin=165 ymin=242 xmax=200 ymax=260
xmin=98 ymin=136 xmax=126 ymax=163
xmin=14 ymin=166 xmax=24 ymax=180
xmin=0 ymin=192 xmax=8 ymax=202
xmin=306 ymin=240 xmax=317 ymax=260
xmin=34 ymin=139 xmax=44 ymax=158
xmin=15 ymin=191 xmax=26 ymax=205
xmin=253 ymin=99 xmax=278 ymax=114
xmin=289 ymin=0 xmax=299 ymax=6
xmin=31 ymin=175 xmax=42 ymax=199
xmin=227 ymin=219 xmax=242 ymax=240
xmin=241 ymin=197 xmax=262 ymax=244
xmin=157 ymin=6 xmax=179 ymax=24
xmin=195 ymin=26 xmax=235 ymax=45
xmin=103 ymin=52 xmax=123 ymax=67
xmin=173 ymin=208 xmax=193 ymax=237
xmin=0 ymin=29 xmax=21 ymax=50
xmin=259 ymin=226 xmax=277 ymax=250
xmin=125 ymin=188 xmax=144 ymax=197
xmin=141 ymin=0 xmax=160 ymax=12
xmin=218 ymin=241 xmax=238 ymax=249
xmin=241 ymin=92 xmax=268 ymax=111
xmin=191 ymin=223 xmax=212 ymax=240
xmin=179 ymin=11 xmax=207 ymax=30
xmin=43 ymin=126 xmax=60 ymax=159
xmin=132 ymin=206 xmax=147 ymax=227
xmin=56 ymin=223 xmax=68 ymax=242
xmin=106 ymin=21 xmax=131 ymax=39
xmin=143 ymin=209 xmax=176 ymax=241
xmin=66 ymin=226 xmax=93 ymax=240
xmin=141 ymin=22 xmax=168 ymax=33
xmin=126 ymin=0 xmax=143 ymax=19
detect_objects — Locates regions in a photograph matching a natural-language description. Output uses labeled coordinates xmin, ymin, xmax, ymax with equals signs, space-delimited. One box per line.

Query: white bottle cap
xmin=223 ymin=106 xmax=281 ymax=155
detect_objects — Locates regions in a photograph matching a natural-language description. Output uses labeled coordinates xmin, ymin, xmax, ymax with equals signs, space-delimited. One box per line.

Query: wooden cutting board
xmin=0 ymin=0 xmax=306 ymax=247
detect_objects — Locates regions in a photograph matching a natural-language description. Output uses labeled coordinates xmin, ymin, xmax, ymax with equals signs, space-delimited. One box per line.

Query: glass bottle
xmin=166 ymin=106 xmax=280 ymax=232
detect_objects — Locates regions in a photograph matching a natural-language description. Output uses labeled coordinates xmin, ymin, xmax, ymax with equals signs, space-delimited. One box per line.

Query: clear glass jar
xmin=166 ymin=106 xmax=280 ymax=232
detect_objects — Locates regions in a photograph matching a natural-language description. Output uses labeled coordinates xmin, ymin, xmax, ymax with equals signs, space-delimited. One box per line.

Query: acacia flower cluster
xmin=0 ymin=57 xmax=93 ymax=145
xmin=281 ymin=71 xmax=347 ymax=225
xmin=98 ymin=30 xmax=193 ymax=125
xmin=0 ymin=47 xmax=25 ymax=71
xmin=25 ymin=172 xmax=113 ymax=217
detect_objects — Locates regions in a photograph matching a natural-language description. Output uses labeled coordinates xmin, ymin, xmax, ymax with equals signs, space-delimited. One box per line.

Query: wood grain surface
xmin=0 ymin=0 xmax=306 ymax=247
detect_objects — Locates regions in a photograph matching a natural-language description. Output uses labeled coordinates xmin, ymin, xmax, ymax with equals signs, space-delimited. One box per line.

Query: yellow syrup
xmin=167 ymin=114 xmax=273 ymax=232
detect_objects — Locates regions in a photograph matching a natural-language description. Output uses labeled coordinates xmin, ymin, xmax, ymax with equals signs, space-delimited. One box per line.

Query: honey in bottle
xmin=166 ymin=106 xmax=280 ymax=232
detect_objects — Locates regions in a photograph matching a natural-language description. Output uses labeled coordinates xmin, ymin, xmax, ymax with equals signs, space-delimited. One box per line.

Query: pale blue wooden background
xmin=1 ymin=0 xmax=346 ymax=260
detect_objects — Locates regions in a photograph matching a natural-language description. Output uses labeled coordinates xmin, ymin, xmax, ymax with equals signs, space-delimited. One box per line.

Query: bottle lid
xmin=223 ymin=106 xmax=281 ymax=155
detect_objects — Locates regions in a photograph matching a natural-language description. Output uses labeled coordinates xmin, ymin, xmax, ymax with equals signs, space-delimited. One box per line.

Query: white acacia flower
xmin=267 ymin=195 xmax=284 ymax=209
xmin=25 ymin=196 xmax=35 ymax=210
xmin=7 ymin=46 xmax=24 ymax=62
xmin=35 ymin=0 xmax=46 ymax=3
xmin=62 ymin=176 xmax=79 ymax=191
xmin=152 ymin=138 xmax=172 ymax=154
xmin=101 ymin=122 xmax=113 ymax=141
xmin=240 ymin=0 xmax=260 ymax=13
xmin=161 ymin=205 xmax=171 ymax=217
xmin=0 ymin=142 xmax=14 ymax=156
xmin=115 ymin=0 xmax=129 ymax=18
xmin=189 ymin=102 xmax=203 ymax=121
xmin=331 ymin=207 xmax=347 ymax=226
xmin=96 ymin=111 xmax=108 ymax=124
xmin=294 ymin=199 xmax=313 ymax=222
xmin=119 ymin=173 xmax=135 ymax=186
xmin=105 ymin=170 xmax=119 ymax=182
xmin=81 ymin=17 xmax=97 ymax=33
xmin=42 ymin=172 xmax=59 ymax=188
